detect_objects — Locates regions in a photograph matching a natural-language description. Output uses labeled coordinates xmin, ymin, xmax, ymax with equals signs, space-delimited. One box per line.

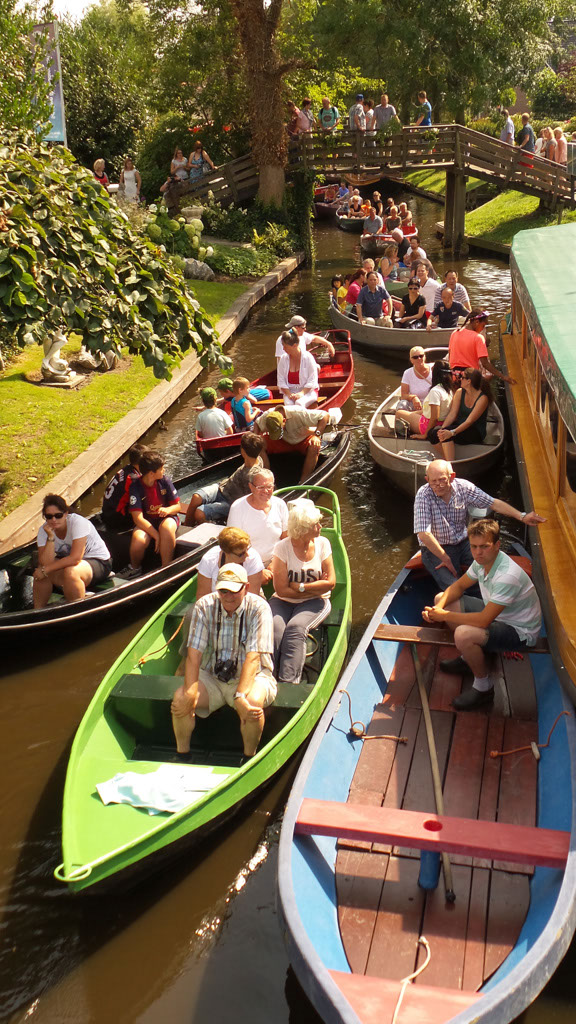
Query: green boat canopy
xmin=511 ymin=223 xmax=576 ymax=438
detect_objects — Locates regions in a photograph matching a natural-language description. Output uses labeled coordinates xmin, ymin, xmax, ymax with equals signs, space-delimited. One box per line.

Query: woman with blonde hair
xmin=195 ymin=527 xmax=263 ymax=598
xmin=269 ymin=499 xmax=335 ymax=685
xmin=119 ymin=157 xmax=141 ymax=201
xmin=93 ymin=158 xmax=109 ymax=188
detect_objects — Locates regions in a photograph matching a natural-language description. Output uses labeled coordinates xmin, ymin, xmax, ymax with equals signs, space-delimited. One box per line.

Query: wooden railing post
xmin=223 ymin=163 xmax=239 ymax=203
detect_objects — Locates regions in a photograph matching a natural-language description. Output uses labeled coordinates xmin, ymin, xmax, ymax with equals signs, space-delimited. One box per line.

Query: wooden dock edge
xmin=0 ymin=253 xmax=304 ymax=554
xmin=435 ymin=220 xmax=511 ymax=256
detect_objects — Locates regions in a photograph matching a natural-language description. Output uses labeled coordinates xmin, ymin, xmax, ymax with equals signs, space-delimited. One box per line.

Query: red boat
xmin=196 ymin=330 xmax=354 ymax=458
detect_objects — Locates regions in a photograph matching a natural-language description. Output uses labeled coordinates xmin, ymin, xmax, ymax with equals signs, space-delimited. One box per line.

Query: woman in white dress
xmin=120 ymin=157 xmax=141 ymax=202
xmin=277 ymin=330 xmax=319 ymax=408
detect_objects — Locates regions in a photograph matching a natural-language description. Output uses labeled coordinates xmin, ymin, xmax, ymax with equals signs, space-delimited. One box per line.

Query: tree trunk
xmin=258 ymin=164 xmax=286 ymax=206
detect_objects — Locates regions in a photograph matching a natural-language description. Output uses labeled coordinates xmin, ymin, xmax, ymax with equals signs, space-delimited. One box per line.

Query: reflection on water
xmin=1 ymin=190 xmax=571 ymax=1024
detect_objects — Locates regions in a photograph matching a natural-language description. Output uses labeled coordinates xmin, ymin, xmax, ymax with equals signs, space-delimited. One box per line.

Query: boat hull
xmin=56 ymin=487 xmax=351 ymax=892
xmin=328 ymin=303 xmax=453 ymax=356
xmin=196 ymin=331 xmax=354 ymax=456
xmin=277 ymin=556 xmax=576 ymax=1024
xmin=359 ymin=234 xmax=394 ymax=257
xmin=336 ymin=214 xmax=364 ymax=233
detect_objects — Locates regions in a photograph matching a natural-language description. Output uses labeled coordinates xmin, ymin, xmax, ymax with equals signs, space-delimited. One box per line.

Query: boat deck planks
xmin=336 ymin=641 xmax=535 ymax=993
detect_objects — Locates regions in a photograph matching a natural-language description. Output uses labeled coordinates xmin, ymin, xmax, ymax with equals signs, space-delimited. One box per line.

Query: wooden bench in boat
xmin=296 ymin=799 xmax=569 ymax=868
xmin=372 ymin=622 xmax=549 ymax=653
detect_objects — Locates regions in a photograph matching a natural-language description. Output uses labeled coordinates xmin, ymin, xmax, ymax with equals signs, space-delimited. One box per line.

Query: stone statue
xmin=41 ymin=330 xmax=76 ymax=382
xmin=76 ymin=346 xmax=119 ymax=372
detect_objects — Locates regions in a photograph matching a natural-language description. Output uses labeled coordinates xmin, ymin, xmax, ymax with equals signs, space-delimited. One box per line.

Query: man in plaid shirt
xmin=171 ymin=564 xmax=277 ymax=761
xmin=414 ymin=460 xmax=545 ymax=588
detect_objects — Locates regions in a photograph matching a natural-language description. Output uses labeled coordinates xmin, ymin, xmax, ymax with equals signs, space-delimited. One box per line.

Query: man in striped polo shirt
xmin=423 ymin=518 xmax=542 ymax=710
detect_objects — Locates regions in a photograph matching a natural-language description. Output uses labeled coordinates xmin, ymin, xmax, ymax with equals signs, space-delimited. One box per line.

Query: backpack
xmin=320 ymin=106 xmax=337 ymax=127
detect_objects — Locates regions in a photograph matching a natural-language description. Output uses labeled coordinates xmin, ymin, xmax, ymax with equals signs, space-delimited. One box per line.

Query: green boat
xmin=54 ymin=486 xmax=351 ymax=893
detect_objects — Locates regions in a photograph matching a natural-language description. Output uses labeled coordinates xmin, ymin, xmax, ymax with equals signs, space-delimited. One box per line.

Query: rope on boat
xmin=490 ymin=710 xmax=571 ymax=760
xmin=338 ymin=690 xmax=408 ymax=743
xmin=391 ymin=936 xmax=431 ymax=1024
xmin=137 ymin=617 xmax=185 ymax=667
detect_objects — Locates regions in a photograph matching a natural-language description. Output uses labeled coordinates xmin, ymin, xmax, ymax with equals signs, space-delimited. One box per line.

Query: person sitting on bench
xmin=422 ymin=518 xmax=543 ymax=711
xmin=414 ymin=459 xmax=546 ymax=589
xmin=183 ymin=432 xmax=266 ymax=526
xmin=101 ymin=443 xmax=149 ymax=530
xmin=171 ymin=564 xmax=277 ymax=761
xmin=119 ymin=451 xmax=181 ymax=579
xmin=33 ymin=494 xmax=112 ymax=608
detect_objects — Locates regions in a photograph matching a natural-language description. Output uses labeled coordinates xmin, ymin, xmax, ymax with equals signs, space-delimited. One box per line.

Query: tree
xmin=58 ymin=0 xmax=154 ymax=175
xmin=0 ymin=135 xmax=228 ymax=379
xmin=0 ymin=0 xmax=53 ymax=133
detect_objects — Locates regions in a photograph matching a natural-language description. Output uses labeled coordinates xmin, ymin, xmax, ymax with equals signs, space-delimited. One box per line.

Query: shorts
xmin=460 ymin=596 xmax=530 ymax=652
xmin=193 ymin=483 xmax=230 ymax=523
xmin=145 ymin=514 xmax=179 ymax=531
xmin=85 ymin=557 xmax=113 ymax=584
xmin=265 ymin=435 xmax=315 ymax=456
xmin=195 ymin=666 xmax=277 ymax=717
xmin=419 ymin=415 xmax=444 ymax=435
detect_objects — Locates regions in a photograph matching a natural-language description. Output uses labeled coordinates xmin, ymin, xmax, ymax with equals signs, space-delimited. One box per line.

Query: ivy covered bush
xmin=205 ymin=245 xmax=278 ymax=277
xmin=0 ymin=136 xmax=230 ymax=379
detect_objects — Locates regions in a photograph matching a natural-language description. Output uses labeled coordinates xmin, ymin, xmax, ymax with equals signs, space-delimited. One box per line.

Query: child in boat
xmin=337 ymin=275 xmax=350 ymax=311
xmin=195 ymin=387 xmax=233 ymax=439
xmin=183 ymin=431 xmax=267 ymax=526
xmin=330 ymin=275 xmax=343 ymax=307
xmin=230 ymin=377 xmax=260 ymax=431
xmin=216 ymin=377 xmax=272 ymax=403
xmin=118 ymin=451 xmax=181 ymax=579
xmin=101 ymin=443 xmax=149 ymax=530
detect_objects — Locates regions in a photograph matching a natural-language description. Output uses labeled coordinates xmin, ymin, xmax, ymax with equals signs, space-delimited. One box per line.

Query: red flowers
xmin=223 ymin=125 xmax=232 ymax=132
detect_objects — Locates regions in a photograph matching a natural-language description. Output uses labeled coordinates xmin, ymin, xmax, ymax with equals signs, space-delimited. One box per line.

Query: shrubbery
xmin=205 ymin=245 xmax=278 ymax=277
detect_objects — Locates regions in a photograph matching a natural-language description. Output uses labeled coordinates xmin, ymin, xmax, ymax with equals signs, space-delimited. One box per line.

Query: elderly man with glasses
xmin=227 ymin=467 xmax=289 ymax=574
xmin=171 ymin=563 xmax=277 ymax=762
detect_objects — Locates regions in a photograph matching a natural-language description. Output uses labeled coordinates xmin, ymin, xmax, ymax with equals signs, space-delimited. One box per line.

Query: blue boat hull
xmin=277 ymin=557 xmax=576 ymax=1024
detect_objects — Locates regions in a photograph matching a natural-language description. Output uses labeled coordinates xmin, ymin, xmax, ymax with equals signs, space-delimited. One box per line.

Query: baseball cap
xmin=216 ymin=377 xmax=234 ymax=391
xmin=356 ymin=93 xmax=364 ymax=100
xmin=200 ymin=386 xmax=217 ymax=403
xmin=284 ymin=315 xmax=306 ymax=329
xmin=262 ymin=409 xmax=284 ymax=439
xmin=215 ymin=564 xmax=248 ymax=592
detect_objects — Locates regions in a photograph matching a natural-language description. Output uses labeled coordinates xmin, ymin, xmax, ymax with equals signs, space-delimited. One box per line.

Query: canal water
xmin=1 ymin=192 xmax=571 ymax=1022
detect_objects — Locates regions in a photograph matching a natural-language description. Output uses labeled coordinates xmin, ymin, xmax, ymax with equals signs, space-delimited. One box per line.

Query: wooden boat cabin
xmin=502 ymin=222 xmax=576 ymax=695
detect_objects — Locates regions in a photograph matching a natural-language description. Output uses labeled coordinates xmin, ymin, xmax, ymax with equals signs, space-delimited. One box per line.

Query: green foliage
xmin=531 ymin=68 xmax=575 ymax=118
xmin=0 ymin=0 xmax=53 ymax=134
xmin=0 ymin=136 xmax=230 ymax=380
xmin=58 ymin=1 xmax=153 ymax=176
xmin=251 ymin=223 xmax=294 ymax=258
xmin=205 ymin=244 xmax=278 ymax=277
xmin=202 ymin=195 xmax=299 ymax=251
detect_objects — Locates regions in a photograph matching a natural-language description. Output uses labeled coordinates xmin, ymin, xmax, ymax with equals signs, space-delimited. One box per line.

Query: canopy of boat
xmin=511 ymin=223 xmax=576 ymax=437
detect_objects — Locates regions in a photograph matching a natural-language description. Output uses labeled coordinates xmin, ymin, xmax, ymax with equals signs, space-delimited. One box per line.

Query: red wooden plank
xmin=296 ymin=800 xmax=570 ymax=867
xmin=500 ymin=653 xmax=537 ymax=721
xmin=394 ymin=709 xmax=453 ymax=857
xmin=382 ymin=644 xmax=418 ymax=707
xmin=474 ymin=716 xmax=505 ymax=868
xmin=377 ymin=708 xmax=422 ymax=853
xmin=336 ymin=849 xmax=390 ymax=975
xmin=349 ymin=705 xmax=408 ymax=798
xmin=442 ymin=713 xmax=488 ymax=866
xmin=415 ymin=863 xmax=473 ymax=989
xmin=365 ymin=855 xmax=425 ymax=979
xmin=494 ymin=718 xmax=538 ymax=872
xmin=462 ymin=867 xmax=490 ymax=991
xmin=484 ymin=871 xmax=530 ymax=980
xmin=330 ymin=970 xmax=481 ymax=1024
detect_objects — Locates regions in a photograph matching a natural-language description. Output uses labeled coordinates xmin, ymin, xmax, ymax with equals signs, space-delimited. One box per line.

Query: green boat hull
xmin=56 ymin=487 xmax=351 ymax=892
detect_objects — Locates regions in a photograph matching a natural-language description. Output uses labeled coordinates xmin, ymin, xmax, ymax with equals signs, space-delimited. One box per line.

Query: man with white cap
xmin=254 ymin=406 xmax=341 ymax=481
xmin=275 ymin=316 xmax=335 ymax=361
xmin=171 ymin=563 xmax=277 ymax=761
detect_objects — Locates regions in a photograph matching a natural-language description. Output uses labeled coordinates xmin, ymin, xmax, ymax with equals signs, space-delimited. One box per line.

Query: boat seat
xmin=295 ymin=800 xmax=569 ymax=869
xmin=371 ymin=621 xmax=548 ymax=652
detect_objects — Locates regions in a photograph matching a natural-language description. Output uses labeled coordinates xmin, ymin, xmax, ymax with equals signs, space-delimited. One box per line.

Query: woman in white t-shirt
xmin=196 ymin=527 xmax=263 ymax=598
xmin=269 ymin=499 xmax=335 ymax=685
xmin=33 ymin=493 xmax=112 ymax=608
xmin=277 ymin=330 xmax=319 ymax=408
xmin=394 ymin=346 xmax=433 ymax=430
xmin=396 ymin=360 xmax=454 ymax=440
xmin=227 ymin=467 xmax=288 ymax=579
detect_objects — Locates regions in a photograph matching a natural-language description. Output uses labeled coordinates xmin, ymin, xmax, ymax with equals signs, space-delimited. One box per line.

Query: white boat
xmin=369 ymin=355 xmax=505 ymax=495
xmin=328 ymin=303 xmax=453 ymax=356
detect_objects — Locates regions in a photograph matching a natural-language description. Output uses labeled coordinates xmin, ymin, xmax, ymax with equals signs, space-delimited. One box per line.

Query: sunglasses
xmin=411 ymin=354 xmax=425 ymax=360
xmin=44 ymin=511 xmax=65 ymax=520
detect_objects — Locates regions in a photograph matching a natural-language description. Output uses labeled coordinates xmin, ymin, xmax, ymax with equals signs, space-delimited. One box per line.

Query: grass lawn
xmin=464 ymin=190 xmax=575 ymax=245
xmin=0 ymin=278 xmax=248 ymax=517
xmin=404 ymin=169 xmax=483 ymax=196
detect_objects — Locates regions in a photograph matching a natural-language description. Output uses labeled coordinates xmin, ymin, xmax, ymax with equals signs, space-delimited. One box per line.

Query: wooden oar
xmin=411 ymin=643 xmax=456 ymax=903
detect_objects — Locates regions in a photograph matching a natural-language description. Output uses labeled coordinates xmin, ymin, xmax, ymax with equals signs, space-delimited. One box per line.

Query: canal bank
xmin=3 ymin=196 xmax=574 ymax=1024
xmin=0 ymin=253 xmax=303 ymax=554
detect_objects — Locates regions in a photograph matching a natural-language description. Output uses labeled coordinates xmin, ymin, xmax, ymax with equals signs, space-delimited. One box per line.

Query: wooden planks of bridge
xmin=166 ymin=124 xmax=576 ymax=215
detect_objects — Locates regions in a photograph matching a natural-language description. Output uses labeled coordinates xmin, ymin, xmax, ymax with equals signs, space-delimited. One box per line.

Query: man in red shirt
xmin=449 ymin=310 xmax=515 ymax=384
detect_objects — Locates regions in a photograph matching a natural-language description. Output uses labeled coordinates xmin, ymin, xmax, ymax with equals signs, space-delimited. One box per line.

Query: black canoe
xmin=0 ymin=432 xmax=350 ymax=641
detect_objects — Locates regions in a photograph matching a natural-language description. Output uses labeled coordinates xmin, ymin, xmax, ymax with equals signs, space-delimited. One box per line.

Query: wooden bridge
xmin=167 ymin=125 xmax=576 ymax=251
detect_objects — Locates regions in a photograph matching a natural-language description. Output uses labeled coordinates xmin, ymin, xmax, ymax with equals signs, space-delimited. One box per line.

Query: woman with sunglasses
xmin=435 ymin=367 xmax=492 ymax=460
xmin=393 ymin=346 xmax=433 ymax=431
xmin=396 ymin=360 xmax=454 ymax=438
xmin=196 ymin=527 xmax=263 ymax=599
xmin=33 ymin=494 xmax=112 ymax=609
xmin=397 ymin=281 xmax=427 ymax=329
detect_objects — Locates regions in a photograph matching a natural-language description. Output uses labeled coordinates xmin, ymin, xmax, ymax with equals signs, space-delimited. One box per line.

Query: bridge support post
xmin=444 ymin=170 xmax=466 ymax=254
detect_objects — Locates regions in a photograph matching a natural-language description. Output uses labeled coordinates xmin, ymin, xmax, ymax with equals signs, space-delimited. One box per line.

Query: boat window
xmin=539 ymin=376 xmax=558 ymax=450
xmin=566 ymin=427 xmax=576 ymax=493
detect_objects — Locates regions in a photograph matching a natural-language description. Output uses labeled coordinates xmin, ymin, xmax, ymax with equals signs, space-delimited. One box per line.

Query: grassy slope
xmin=404 ymin=169 xmax=483 ymax=195
xmin=464 ymin=191 xmax=576 ymax=245
xmin=0 ymin=279 xmax=248 ymax=516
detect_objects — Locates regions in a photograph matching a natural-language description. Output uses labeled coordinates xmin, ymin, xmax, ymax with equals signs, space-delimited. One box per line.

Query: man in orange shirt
xmin=448 ymin=310 xmax=515 ymax=384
